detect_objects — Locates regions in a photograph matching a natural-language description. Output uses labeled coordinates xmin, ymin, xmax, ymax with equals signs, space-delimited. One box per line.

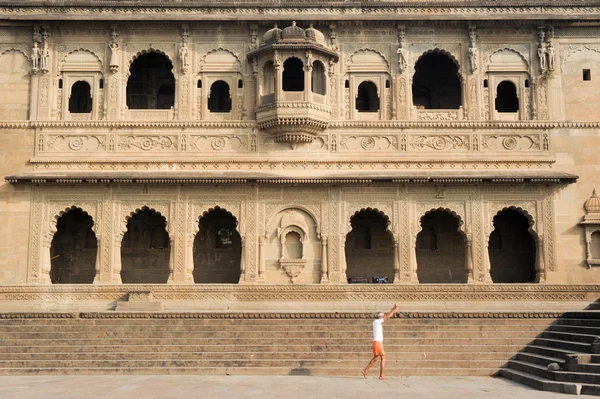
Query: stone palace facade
xmin=1 ymin=1 xmax=599 ymax=310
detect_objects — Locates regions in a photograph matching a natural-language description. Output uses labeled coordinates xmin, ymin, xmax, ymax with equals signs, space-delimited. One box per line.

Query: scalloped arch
xmin=50 ymin=205 xmax=97 ymax=235
xmin=0 ymin=47 xmax=30 ymax=61
xmin=129 ymin=48 xmax=173 ymax=68
xmin=488 ymin=48 xmax=529 ymax=70
xmin=419 ymin=207 xmax=466 ymax=235
xmin=201 ymin=48 xmax=242 ymax=69
xmin=413 ymin=48 xmax=462 ymax=77
xmin=60 ymin=48 xmax=102 ymax=68
xmin=266 ymin=206 xmax=319 ymax=235
xmin=492 ymin=206 xmax=539 ymax=238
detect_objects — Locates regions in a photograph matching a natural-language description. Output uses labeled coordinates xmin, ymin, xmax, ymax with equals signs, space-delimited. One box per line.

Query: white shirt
xmin=372 ymin=318 xmax=385 ymax=342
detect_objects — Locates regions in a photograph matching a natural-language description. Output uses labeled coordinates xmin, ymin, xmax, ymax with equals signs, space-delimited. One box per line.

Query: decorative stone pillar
xmin=466 ymin=233 xmax=474 ymax=283
xmin=93 ymin=235 xmax=101 ymax=284
xmin=320 ymin=236 xmax=329 ymax=283
xmin=274 ymin=51 xmax=282 ymax=102
xmin=340 ymin=234 xmax=347 ymax=283
xmin=112 ymin=234 xmax=123 ymax=283
xmin=239 ymin=234 xmax=247 ymax=282
xmin=39 ymin=232 xmax=53 ymax=284
xmin=304 ymin=51 xmax=312 ymax=98
xmin=258 ymin=234 xmax=266 ymax=281
xmin=535 ymin=235 xmax=546 ymax=283
xmin=393 ymin=238 xmax=401 ymax=283
xmin=167 ymin=237 xmax=175 ymax=283
xmin=184 ymin=233 xmax=195 ymax=283
xmin=409 ymin=234 xmax=418 ymax=282
xmin=484 ymin=233 xmax=493 ymax=283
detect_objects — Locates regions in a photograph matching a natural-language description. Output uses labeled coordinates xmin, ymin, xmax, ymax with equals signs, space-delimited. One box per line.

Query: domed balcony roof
xmin=281 ymin=21 xmax=306 ymax=40
xmin=305 ymin=24 xmax=326 ymax=46
xmin=263 ymin=24 xmax=282 ymax=44
xmin=585 ymin=189 xmax=600 ymax=214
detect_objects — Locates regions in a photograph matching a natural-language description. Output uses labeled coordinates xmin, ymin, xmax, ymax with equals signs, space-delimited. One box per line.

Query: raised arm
xmin=383 ymin=304 xmax=398 ymax=321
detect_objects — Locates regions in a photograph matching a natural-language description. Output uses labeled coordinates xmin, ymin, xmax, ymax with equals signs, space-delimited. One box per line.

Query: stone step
xmin=562 ymin=311 xmax=600 ymax=320
xmin=0 ymin=359 xmax=508 ymax=369
xmin=509 ymin=359 xmax=600 ymax=385
xmin=0 ymin=366 xmax=500 ymax=377
xmin=0 ymin=337 xmax=534 ymax=347
xmin=541 ymin=330 xmax=599 ymax=344
xmin=523 ymin=344 xmax=576 ymax=360
xmin=0 ymin=343 xmax=525 ymax=354
xmin=533 ymin=338 xmax=591 ymax=353
xmin=500 ymin=367 xmax=579 ymax=394
xmin=515 ymin=352 xmax=564 ymax=367
xmin=556 ymin=318 xmax=600 ymax=328
xmin=0 ymin=351 xmax=514 ymax=362
xmin=567 ymin=363 xmax=600 ymax=374
xmin=548 ymin=324 xmax=600 ymax=336
xmin=0 ymin=324 xmax=550 ymax=333
xmin=0 ymin=330 xmax=542 ymax=340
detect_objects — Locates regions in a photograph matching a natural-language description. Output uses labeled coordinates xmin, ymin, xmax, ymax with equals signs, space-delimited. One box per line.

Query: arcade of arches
xmin=47 ymin=202 xmax=539 ymax=285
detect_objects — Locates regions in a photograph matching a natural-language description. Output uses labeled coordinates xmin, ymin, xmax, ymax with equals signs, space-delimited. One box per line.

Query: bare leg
xmin=379 ymin=355 xmax=387 ymax=380
xmin=363 ymin=355 xmax=379 ymax=378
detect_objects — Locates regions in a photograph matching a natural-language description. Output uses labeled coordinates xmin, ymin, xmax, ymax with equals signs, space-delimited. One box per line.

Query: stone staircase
xmin=500 ymin=302 xmax=600 ymax=396
xmin=0 ymin=312 xmax=558 ymax=377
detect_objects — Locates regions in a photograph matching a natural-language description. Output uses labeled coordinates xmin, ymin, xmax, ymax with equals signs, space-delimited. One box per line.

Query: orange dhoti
xmin=372 ymin=341 xmax=385 ymax=356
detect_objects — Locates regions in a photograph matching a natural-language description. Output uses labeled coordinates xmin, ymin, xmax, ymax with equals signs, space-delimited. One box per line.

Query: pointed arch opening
xmin=68 ymin=81 xmax=92 ymax=113
xmin=489 ymin=208 xmax=536 ymax=283
xmin=126 ymin=52 xmax=175 ymax=110
xmin=311 ymin=60 xmax=326 ymax=95
xmin=283 ymin=57 xmax=304 ymax=92
xmin=412 ymin=51 xmax=462 ymax=109
xmin=50 ymin=208 xmax=97 ymax=284
xmin=208 ymin=80 xmax=232 ymax=113
xmin=345 ymin=209 xmax=393 ymax=283
xmin=193 ymin=207 xmax=241 ymax=284
xmin=120 ymin=207 xmax=170 ymax=284
xmin=356 ymin=81 xmax=379 ymax=112
xmin=495 ymin=80 xmax=519 ymax=113
xmin=416 ymin=209 xmax=467 ymax=283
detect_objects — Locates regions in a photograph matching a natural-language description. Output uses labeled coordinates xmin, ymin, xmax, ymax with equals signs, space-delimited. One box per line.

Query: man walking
xmin=362 ymin=303 xmax=398 ymax=380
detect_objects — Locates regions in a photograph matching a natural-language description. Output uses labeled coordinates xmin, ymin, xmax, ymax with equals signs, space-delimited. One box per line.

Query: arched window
xmin=208 ymin=80 xmax=232 ymax=113
xmin=356 ymin=81 xmax=379 ymax=112
xmin=311 ymin=61 xmax=326 ymax=95
xmin=412 ymin=52 xmax=462 ymax=109
xmin=284 ymin=231 xmax=303 ymax=260
xmin=495 ymin=81 xmax=519 ymax=112
xmin=283 ymin=57 xmax=304 ymax=92
xmin=591 ymin=231 xmax=600 ymax=260
xmin=68 ymin=81 xmax=92 ymax=113
xmin=263 ymin=61 xmax=275 ymax=94
xmin=126 ymin=52 xmax=175 ymax=109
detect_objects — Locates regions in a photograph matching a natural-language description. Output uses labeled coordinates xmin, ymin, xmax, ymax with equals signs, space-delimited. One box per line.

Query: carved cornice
xmin=0 ymin=284 xmax=596 ymax=304
xmin=2 ymin=121 xmax=600 ymax=130
xmin=1 ymin=3 xmax=600 ymax=21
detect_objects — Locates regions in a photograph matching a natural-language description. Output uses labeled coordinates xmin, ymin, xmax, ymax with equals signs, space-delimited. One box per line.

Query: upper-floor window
xmin=126 ymin=52 xmax=175 ymax=110
xmin=356 ymin=81 xmax=379 ymax=112
xmin=68 ymin=81 xmax=92 ymax=113
xmin=413 ymin=52 xmax=461 ymax=109
xmin=208 ymin=80 xmax=232 ymax=113
xmin=283 ymin=57 xmax=304 ymax=92
xmin=311 ymin=60 xmax=326 ymax=95
xmin=495 ymin=80 xmax=519 ymax=113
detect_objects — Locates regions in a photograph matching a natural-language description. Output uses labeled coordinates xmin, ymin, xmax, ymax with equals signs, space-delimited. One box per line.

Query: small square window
xmin=583 ymin=69 xmax=591 ymax=81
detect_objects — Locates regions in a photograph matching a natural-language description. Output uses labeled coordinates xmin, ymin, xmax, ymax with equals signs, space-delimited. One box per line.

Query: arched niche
xmin=0 ymin=50 xmax=31 ymax=120
xmin=50 ymin=207 xmax=97 ymax=284
xmin=347 ymin=49 xmax=390 ymax=121
xmin=120 ymin=207 xmax=170 ymax=284
xmin=198 ymin=49 xmax=242 ymax=120
xmin=265 ymin=208 xmax=320 ymax=284
xmin=193 ymin=207 xmax=241 ymax=284
xmin=486 ymin=49 xmax=530 ymax=121
xmin=345 ymin=208 xmax=394 ymax=283
xmin=489 ymin=208 xmax=537 ymax=283
xmin=416 ymin=209 xmax=467 ymax=284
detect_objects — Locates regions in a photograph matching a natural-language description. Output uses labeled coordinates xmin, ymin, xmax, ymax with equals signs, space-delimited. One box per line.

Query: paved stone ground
xmin=0 ymin=375 xmax=595 ymax=399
